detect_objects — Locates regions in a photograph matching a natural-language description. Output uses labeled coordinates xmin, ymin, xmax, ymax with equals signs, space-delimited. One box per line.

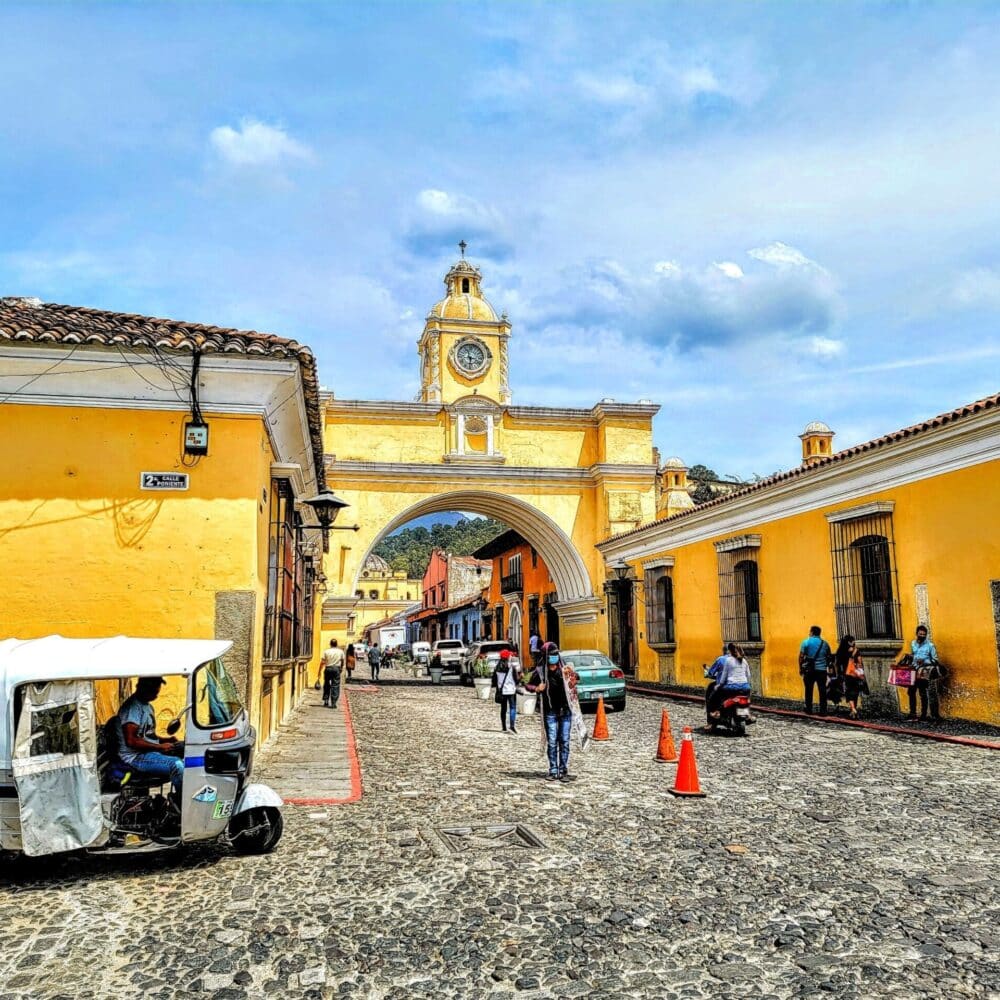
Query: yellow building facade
xmin=344 ymin=554 xmax=421 ymax=643
xmin=0 ymin=298 xmax=328 ymax=742
xmin=321 ymin=254 xmax=660 ymax=653
xmin=598 ymin=396 xmax=1000 ymax=724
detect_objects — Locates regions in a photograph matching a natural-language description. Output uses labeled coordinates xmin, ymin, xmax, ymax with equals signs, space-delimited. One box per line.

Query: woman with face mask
xmin=524 ymin=642 xmax=582 ymax=781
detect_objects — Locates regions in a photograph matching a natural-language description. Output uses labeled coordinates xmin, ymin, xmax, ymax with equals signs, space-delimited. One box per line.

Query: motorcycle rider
xmin=707 ymin=643 xmax=753 ymax=720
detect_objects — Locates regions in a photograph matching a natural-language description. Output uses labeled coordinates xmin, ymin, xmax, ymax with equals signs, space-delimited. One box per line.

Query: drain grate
xmin=424 ymin=823 xmax=547 ymax=855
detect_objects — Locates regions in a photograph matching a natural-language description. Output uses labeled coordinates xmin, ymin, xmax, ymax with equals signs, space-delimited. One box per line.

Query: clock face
xmin=451 ymin=338 xmax=491 ymax=376
xmin=458 ymin=342 xmax=485 ymax=370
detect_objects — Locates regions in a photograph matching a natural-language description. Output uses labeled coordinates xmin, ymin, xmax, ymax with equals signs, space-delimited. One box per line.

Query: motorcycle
xmin=704 ymin=669 xmax=753 ymax=737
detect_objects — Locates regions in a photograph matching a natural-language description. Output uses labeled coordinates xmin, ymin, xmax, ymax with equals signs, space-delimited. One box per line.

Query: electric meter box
xmin=184 ymin=421 xmax=209 ymax=456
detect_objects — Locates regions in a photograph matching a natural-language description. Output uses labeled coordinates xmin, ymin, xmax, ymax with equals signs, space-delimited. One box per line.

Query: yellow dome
xmin=428 ymin=257 xmax=499 ymax=322
xmin=429 ymin=293 xmax=498 ymax=322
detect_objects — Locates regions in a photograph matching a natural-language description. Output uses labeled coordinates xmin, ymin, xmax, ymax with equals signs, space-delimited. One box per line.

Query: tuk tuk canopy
xmin=0 ymin=636 xmax=233 ymax=768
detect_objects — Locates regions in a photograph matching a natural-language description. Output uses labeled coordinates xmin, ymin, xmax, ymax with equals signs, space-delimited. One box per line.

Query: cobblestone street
xmin=1 ymin=676 xmax=998 ymax=1000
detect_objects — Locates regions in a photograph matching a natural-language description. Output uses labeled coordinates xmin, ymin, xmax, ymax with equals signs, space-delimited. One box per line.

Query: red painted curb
xmin=626 ymin=684 xmax=1000 ymax=751
xmin=284 ymin=691 xmax=365 ymax=806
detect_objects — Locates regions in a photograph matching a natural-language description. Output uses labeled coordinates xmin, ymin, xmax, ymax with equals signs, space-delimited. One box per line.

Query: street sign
xmin=140 ymin=472 xmax=190 ymax=491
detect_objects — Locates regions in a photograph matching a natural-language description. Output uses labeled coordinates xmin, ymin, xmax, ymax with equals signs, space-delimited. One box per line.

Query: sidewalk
xmin=254 ymin=685 xmax=364 ymax=804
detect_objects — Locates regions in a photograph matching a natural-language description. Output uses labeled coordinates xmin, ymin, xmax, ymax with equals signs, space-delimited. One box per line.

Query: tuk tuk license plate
xmin=737 ymin=707 xmax=751 ymax=718
xmin=213 ymin=799 xmax=234 ymax=820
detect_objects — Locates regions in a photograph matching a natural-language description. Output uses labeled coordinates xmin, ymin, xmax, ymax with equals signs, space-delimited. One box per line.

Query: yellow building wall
xmin=1 ymin=403 xmax=284 ymax=732
xmin=629 ymin=460 xmax=1000 ymax=723
xmin=599 ymin=418 xmax=655 ymax=465
xmin=501 ymin=422 xmax=595 ymax=468
xmin=326 ymin=414 xmax=448 ymax=463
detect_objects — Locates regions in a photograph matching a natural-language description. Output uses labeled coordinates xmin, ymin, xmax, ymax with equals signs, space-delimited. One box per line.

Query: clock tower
xmin=418 ymin=248 xmax=511 ymax=405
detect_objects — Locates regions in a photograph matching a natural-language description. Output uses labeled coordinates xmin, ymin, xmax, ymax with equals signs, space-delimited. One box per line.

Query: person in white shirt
xmin=707 ymin=643 xmax=752 ymax=718
xmin=494 ymin=648 xmax=522 ymax=734
xmin=321 ymin=639 xmax=346 ymax=709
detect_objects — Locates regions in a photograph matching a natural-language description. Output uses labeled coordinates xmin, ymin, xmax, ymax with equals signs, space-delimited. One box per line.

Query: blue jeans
xmin=128 ymin=752 xmax=184 ymax=792
xmin=500 ymin=693 xmax=517 ymax=730
xmin=544 ymin=711 xmax=572 ymax=775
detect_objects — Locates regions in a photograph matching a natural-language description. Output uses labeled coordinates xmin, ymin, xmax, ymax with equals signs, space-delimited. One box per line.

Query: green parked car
xmin=560 ymin=649 xmax=627 ymax=712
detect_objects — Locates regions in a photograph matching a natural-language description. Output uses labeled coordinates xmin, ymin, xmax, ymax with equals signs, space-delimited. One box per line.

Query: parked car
xmin=412 ymin=641 xmax=431 ymax=666
xmin=353 ymin=641 xmax=368 ymax=661
xmin=432 ymin=639 xmax=466 ymax=675
xmin=559 ymin=649 xmax=626 ymax=712
xmin=460 ymin=640 xmax=518 ymax=685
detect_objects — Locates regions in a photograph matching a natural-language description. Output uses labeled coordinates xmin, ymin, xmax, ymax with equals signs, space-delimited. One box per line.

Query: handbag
xmin=889 ymin=666 xmax=915 ymax=687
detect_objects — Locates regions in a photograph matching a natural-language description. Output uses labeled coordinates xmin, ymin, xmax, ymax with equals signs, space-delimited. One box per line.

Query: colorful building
xmin=335 ymin=553 xmax=421 ymax=644
xmin=474 ymin=529 xmax=560 ymax=656
xmin=320 ymin=251 xmax=659 ymax=655
xmin=597 ymin=394 xmax=1000 ymax=724
xmin=407 ymin=548 xmax=490 ymax=643
xmin=0 ymin=297 xmax=328 ymax=742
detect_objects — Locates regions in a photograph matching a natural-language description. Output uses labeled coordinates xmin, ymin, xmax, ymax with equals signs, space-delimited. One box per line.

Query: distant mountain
xmin=374 ymin=515 xmax=505 ymax=579
xmin=389 ymin=511 xmax=470 ymax=534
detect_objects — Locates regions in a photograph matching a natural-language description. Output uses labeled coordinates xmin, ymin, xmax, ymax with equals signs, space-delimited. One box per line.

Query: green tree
xmin=372 ymin=516 xmax=506 ymax=579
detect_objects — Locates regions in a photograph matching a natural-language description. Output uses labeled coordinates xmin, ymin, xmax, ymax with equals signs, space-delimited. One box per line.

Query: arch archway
xmin=352 ymin=490 xmax=594 ymax=604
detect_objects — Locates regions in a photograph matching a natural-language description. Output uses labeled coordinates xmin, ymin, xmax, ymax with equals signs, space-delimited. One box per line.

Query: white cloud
xmin=714 ymin=261 xmax=744 ymax=279
xmin=953 ymin=267 xmax=1000 ymax=308
xmin=654 ymin=260 xmax=681 ymax=276
xmin=575 ymin=72 xmax=651 ymax=106
xmin=406 ymin=189 xmax=511 ymax=259
xmin=798 ymin=335 xmax=845 ymax=359
xmin=678 ymin=66 xmax=722 ymax=97
xmin=748 ymin=242 xmax=822 ymax=270
xmin=209 ymin=119 xmax=314 ymax=168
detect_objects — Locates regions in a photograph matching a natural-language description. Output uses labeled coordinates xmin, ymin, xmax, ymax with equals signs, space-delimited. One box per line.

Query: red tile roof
xmin=608 ymin=390 xmax=1000 ymax=543
xmin=0 ymin=297 xmax=326 ymax=487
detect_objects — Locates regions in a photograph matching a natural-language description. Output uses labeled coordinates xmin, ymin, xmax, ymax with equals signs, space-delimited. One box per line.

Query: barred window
xmin=643 ymin=565 xmax=675 ymax=644
xmin=828 ymin=503 xmax=900 ymax=640
xmin=715 ymin=536 xmax=762 ymax=643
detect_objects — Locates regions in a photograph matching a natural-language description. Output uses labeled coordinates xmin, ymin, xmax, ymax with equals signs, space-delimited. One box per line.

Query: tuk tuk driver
xmin=117 ymin=677 xmax=184 ymax=792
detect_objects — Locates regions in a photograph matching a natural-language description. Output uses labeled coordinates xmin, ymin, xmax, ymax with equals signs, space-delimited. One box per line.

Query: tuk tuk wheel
xmin=229 ymin=806 xmax=283 ymax=855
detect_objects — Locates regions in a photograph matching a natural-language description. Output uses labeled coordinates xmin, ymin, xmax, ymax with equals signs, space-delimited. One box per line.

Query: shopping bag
xmin=889 ymin=667 xmax=915 ymax=687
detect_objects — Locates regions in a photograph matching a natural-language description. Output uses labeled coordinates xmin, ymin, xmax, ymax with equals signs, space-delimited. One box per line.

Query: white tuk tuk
xmin=0 ymin=636 xmax=283 ymax=859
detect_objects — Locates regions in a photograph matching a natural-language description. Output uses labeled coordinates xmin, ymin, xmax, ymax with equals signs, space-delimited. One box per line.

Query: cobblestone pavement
xmin=1 ymin=677 xmax=998 ymax=1000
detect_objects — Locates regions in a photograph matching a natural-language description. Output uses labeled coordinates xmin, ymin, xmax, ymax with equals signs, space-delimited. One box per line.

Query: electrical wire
xmin=0 ymin=344 xmax=81 ymax=405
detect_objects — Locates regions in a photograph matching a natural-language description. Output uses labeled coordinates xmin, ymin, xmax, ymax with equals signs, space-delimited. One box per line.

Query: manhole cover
xmin=427 ymin=823 xmax=547 ymax=854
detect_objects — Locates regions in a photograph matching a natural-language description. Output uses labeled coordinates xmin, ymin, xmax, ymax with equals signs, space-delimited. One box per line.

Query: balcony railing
xmin=501 ymin=572 xmax=523 ymax=595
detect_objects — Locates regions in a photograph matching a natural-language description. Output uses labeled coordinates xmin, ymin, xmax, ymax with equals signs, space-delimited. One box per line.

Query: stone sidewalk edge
xmin=282 ymin=691 xmax=365 ymax=806
xmin=627 ymin=684 xmax=1000 ymax=751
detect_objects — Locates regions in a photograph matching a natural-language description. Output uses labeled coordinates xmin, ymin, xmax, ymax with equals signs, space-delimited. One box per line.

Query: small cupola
xmin=799 ymin=421 xmax=834 ymax=467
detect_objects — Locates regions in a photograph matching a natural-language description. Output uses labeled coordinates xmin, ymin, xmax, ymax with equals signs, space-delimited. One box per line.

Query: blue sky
xmin=2 ymin=1 xmax=1000 ymax=479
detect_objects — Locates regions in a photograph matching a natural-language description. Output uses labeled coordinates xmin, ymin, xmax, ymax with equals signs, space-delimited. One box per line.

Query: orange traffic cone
xmin=592 ymin=696 xmax=611 ymax=741
xmin=654 ymin=709 xmax=678 ymax=762
xmin=668 ymin=726 xmax=706 ymax=797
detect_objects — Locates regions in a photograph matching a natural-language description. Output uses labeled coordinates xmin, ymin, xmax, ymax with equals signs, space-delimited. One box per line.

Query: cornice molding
xmin=714 ymin=533 xmax=762 ymax=553
xmin=597 ymin=407 xmax=1000 ymax=561
xmin=552 ymin=596 xmax=603 ymax=625
xmin=325 ymin=458 xmax=653 ymax=487
xmin=825 ymin=500 xmax=895 ymax=524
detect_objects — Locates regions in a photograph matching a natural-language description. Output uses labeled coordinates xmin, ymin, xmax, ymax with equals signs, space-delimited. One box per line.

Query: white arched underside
xmin=353 ymin=491 xmax=594 ymax=603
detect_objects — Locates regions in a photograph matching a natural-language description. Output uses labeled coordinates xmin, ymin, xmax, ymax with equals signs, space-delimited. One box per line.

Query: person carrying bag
xmin=494 ymin=649 xmax=521 ymax=734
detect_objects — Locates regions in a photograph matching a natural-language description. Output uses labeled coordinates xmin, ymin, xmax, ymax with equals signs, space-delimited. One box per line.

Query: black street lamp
xmin=299 ymin=492 xmax=359 ymax=551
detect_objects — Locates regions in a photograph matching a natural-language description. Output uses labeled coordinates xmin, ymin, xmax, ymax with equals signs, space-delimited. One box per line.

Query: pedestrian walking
xmin=798 ymin=625 xmax=833 ymax=715
xmin=321 ymin=639 xmax=345 ymax=709
xmin=368 ymin=642 xmax=382 ymax=683
xmin=494 ymin=648 xmax=521 ymax=734
xmin=835 ymin=636 xmax=866 ymax=719
xmin=345 ymin=642 xmax=356 ymax=683
xmin=905 ymin=625 xmax=943 ymax=721
xmin=524 ymin=642 xmax=588 ymax=780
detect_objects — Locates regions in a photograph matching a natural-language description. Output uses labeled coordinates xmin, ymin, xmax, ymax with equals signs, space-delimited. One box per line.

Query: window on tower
xmin=462 ymin=278 xmax=470 ymax=293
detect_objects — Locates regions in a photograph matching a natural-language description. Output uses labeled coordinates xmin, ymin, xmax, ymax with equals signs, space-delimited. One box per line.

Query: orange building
xmin=473 ymin=529 xmax=560 ymax=656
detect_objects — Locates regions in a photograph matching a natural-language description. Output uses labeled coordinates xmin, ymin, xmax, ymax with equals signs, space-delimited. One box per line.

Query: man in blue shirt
xmin=116 ymin=677 xmax=184 ymax=792
xmin=799 ymin=625 xmax=833 ymax=715
xmin=907 ymin=625 xmax=941 ymax=721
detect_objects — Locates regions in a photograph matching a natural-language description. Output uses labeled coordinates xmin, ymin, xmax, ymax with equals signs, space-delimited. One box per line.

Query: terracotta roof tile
xmin=608 ymin=390 xmax=1000 ymax=543
xmin=0 ymin=297 xmax=326 ymax=488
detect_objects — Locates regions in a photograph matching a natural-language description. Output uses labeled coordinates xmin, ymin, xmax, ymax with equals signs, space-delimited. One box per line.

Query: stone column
xmin=486 ymin=414 xmax=494 ymax=455
xmin=456 ymin=414 xmax=466 ymax=455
